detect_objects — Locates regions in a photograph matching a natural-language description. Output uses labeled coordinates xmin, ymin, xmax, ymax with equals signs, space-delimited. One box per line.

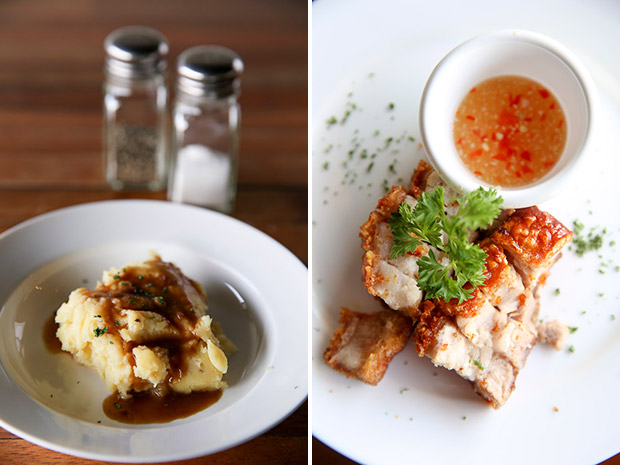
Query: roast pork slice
xmin=478 ymin=239 xmax=525 ymax=315
xmin=323 ymin=307 xmax=413 ymax=385
xmin=359 ymin=161 xmax=453 ymax=320
xmin=413 ymin=300 xmax=517 ymax=408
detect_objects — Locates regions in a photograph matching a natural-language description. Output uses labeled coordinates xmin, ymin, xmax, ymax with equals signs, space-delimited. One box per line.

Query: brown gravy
xmin=103 ymin=389 xmax=222 ymax=424
xmin=43 ymin=312 xmax=63 ymax=354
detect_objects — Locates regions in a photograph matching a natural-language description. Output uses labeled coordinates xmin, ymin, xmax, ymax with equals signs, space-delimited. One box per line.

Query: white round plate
xmin=0 ymin=199 xmax=307 ymax=463
xmin=312 ymin=1 xmax=620 ymax=465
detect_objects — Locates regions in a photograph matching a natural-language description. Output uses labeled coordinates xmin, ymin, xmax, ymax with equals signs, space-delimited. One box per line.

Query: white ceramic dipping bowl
xmin=419 ymin=29 xmax=596 ymax=208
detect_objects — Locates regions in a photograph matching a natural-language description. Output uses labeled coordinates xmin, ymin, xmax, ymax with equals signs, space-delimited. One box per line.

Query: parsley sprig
xmin=389 ymin=186 xmax=502 ymax=303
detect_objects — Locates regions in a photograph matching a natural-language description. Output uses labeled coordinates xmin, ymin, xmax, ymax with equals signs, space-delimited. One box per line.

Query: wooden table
xmin=0 ymin=0 xmax=307 ymax=463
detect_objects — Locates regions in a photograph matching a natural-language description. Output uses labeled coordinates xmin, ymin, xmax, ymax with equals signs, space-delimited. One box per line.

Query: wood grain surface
xmin=0 ymin=0 xmax=307 ymax=464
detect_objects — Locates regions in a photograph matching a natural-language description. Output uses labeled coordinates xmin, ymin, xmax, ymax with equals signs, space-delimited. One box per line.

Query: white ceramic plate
xmin=312 ymin=1 xmax=620 ymax=464
xmin=0 ymin=200 xmax=307 ymax=463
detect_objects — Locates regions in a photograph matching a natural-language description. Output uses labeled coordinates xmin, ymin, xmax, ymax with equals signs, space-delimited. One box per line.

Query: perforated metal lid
xmin=104 ymin=26 xmax=168 ymax=79
xmin=177 ymin=45 xmax=243 ymax=98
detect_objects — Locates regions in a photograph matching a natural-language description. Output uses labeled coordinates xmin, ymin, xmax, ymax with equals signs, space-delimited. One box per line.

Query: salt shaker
xmin=103 ymin=26 xmax=169 ymax=190
xmin=168 ymin=45 xmax=243 ymax=212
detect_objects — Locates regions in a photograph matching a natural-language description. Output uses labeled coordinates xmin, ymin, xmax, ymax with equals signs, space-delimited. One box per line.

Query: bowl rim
xmin=419 ymin=29 xmax=597 ymax=208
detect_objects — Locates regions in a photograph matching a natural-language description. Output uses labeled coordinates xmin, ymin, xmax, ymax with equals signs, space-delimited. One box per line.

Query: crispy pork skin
xmin=490 ymin=206 xmax=573 ymax=289
xmin=323 ymin=307 xmax=412 ymax=385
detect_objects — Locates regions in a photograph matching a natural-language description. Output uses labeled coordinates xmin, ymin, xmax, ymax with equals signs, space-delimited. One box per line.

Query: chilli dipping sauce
xmin=453 ymin=75 xmax=567 ymax=187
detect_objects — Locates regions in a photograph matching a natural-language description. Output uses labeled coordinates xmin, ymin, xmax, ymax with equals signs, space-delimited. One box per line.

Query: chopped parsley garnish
xmin=114 ymin=403 xmax=121 ymax=409
xmin=129 ymin=299 xmax=136 ymax=304
xmin=554 ymin=288 xmax=561 ymax=296
xmin=114 ymin=320 xmax=120 ymax=326
xmin=326 ymin=116 xmax=337 ymax=126
xmin=571 ymin=219 xmax=605 ymax=256
xmin=569 ymin=326 xmax=578 ymax=334
xmin=156 ymin=296 xmax=166 ymax=305
xmin=568 ymin=345 xmax=575 ymax=353
xmin=472 ymin=360 xmax=484 ymax=371
xmin=138 ymin=275 xmax=144 ymax=280
xmin=189 ymin=308 xmax=195 ymax=314
xmin=113 ymin=274 xmax=120 ymax=281
xmin=388 ymin=102 xmax=395 ymax=110
xmin=389 ymin=186 xmax=503 ymax=303
xmin=93 ymin=327 xmax=108 ymax=337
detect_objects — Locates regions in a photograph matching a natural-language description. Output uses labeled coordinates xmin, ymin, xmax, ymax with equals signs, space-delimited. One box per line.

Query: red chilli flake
xmin=549 ymin=102 xmax=555 ymax=110
xmin=509 ymin=94 xmax=522 ymax=106
xmin=558 ymin=119 xmax=564 ymax=128
xmin=520 ymin=151 xmax=531 ymax=161
xmin=523 ymin=165 xmax=534 ymax=174
xmin=466 ymin=115 xmax=475 ymax=121
xmin=538 ymin=89 xmax=550 ymax=99
xmin=469 ymin=149 xmax=483 ymax=159
xmin=493 ymin=153 xmax=508 ymax=161
xmin=470 ymin=87 xmax=477 ymax=94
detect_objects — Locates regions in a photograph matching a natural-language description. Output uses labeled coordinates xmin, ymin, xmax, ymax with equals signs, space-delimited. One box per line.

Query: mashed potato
xmin=55 ymin=253 xmax=233 ymax=399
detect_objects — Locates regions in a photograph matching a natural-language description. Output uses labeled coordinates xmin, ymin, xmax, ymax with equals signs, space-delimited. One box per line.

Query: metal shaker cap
xmin=177 ymin=45 xmax=244 ymax=98
xmin=104 ymin=26 xmax=168 ymax=79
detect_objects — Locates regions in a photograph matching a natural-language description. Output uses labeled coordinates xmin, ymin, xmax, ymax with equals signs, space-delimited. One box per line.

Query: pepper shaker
xmin=103 ymin=26 xmax=169 ymax=191
xmin=167 ymin=45 xmax=243 ymax=212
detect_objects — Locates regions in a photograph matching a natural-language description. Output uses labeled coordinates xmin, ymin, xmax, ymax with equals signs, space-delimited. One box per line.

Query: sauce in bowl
xmin=453 ymin=75 xmax=567 ymax=187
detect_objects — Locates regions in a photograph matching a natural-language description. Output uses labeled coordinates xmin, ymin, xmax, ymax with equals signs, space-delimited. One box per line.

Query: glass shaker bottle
xmin=168 ymin=45 xmax=243 ymax=212
xmin=103 ymin=26 xmax=169 ymax=191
